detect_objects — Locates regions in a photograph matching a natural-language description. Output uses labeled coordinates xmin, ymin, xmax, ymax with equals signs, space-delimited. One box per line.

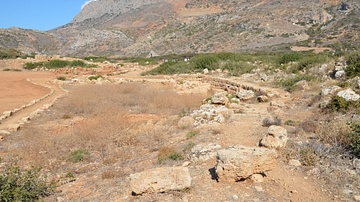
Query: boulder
xmin=260 ymin=125 xmax=288 ymax=149
xmin=215 ymin=146 xmax=277 ymax=181
xmin=321 ymin=86 xmax=341 ymax=96
xmin=335 ymin=70 xmax=345 ymax=79
xmin=236 ymin=89 xmax=255 ymax=101
xmin=211 ymin=92 xmax=229 ymax=105
xmin=337 ymin=88 xmax=360 ymax=101
xmin=130 ymin=167 xmax=191 ymax=195
xmin=189 ymin=143 xmax=222 ymax=162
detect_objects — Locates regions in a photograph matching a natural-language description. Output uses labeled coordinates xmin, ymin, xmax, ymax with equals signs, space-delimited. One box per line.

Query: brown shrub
xmin=316 ymin=120 xmax=351 ymax=147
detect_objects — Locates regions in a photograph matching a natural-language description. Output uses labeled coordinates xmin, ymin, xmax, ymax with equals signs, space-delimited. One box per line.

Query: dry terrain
xmin=0 ymin=58 xmax=359 ymax=201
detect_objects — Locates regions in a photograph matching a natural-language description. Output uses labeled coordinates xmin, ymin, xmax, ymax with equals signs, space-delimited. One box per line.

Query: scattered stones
xmin=288 ymin=159 xmax=302 ymax=167
xmin=190 ymin=104 xmax=231 ymax=127
xmin=215 ymin=146 xmax=277 ymax=181
xmin=354 ymin=195 xmax=360 ymax=201
xmin=129 ymin=167 xmax=191 ymax=195
xmin=337 ymin=88 xmax=360 ymax=101
xmin=189 ymin=143 xmax=222 ymax=162
xmin=260 ymin=125 xmax=288 ymax=149
xmin=203 ymin=68 xmax=209 ymax=74
xmin=321 ymin=86 xmax=341 ymax=96
xmin=211 ymin=92 xmax=229 ymax=105
xmin=236 ymin=89 xmax=255 ymax=101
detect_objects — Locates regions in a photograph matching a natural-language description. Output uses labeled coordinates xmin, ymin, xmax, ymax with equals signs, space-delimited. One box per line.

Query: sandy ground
xmin=0 ymin=72 xmax=53 ymax=113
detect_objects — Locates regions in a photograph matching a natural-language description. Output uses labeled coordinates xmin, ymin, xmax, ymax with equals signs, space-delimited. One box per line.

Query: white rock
xmin=260 ymin=125 xmax=288 ymax=149
xmin=337 ymin=88 xmax=360 ymax=101
xmin=321 ymin=86 xmax=341 ymax=96
xmin=190 ymin=143 xmax=222 ymax=162
xmin=216 ymin=146 xmax=277 ymax=181
xmin=236 ymin=89 xmax=255 ymax=100
xmin=130 ymin=167 xmax=191 ymax=195
xmin=288 ymin=159 xmax=302 ymax=167
xmin=211 ymin=92 xmax=229 ymax=105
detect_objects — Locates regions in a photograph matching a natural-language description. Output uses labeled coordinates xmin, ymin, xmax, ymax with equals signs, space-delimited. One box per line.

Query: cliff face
xmin=0 ymin=0 xmax=358 ymax=57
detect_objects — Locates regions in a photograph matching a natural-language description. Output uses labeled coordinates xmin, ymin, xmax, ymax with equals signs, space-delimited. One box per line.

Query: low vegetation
xmin=0 ymin=160 xmax=56 ymax=201
xmin=143 ymin=51 xmax=333 ymax=76
xmin=23 ymin=59 xmax=97 ymax=70
xmin=0 ymin=48 xmax=28 ymax=59
xmin=275 ymin=74 xmax=319 ymax=92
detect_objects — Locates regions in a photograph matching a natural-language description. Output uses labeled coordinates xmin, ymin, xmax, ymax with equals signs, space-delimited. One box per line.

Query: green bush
xmin=345 ymin=51 xmax=360 ymax=78
xmin=278 ymin=52 xmax=301 ymax=65
xmin=84 ymin=56 xmax=108 ymax=63
xmin=348 ymin=123 xmax=360 ymax=157
xmin=0 ymin=49 xmax=23 ymax=59
xmin=328 ymin=96 xmax=349 ymax=112
xmin=88 ymin=75 xmax=103 ymax=80
xmin=68 ymin=149 xmax=90 ymax=163
xmin=327 ymin=95 xmax=360 ymax=113
xmin=45 ymin=60 xmax=69 ymax=69
xmin=57 ymin=76 xmax=66 ymax=81
xmin=23 ymin=62 xmax=44 ymax=70
xmin=191 ymin=54 xmax=219 ymax=70
xmin=0 ymin=161 xmax=56 ymax=201
xmin=276 ymin=74 xmax=318 ymax=92
xmin=70 ymin=60 xmax=87 ymax=67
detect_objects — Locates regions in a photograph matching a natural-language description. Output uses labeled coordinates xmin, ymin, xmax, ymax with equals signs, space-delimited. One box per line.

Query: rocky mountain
xmin=0 ymin=0 xmax=358 ymax=57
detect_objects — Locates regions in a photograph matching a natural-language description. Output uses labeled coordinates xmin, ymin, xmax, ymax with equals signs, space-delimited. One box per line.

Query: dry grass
xmin=315 ymin=119 xmax=351 ymax=147
xmin=1 ymin=82 xmax=207 ymax=183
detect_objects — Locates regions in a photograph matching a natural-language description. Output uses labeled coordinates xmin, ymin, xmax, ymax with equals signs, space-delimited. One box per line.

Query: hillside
xmin=0 ymin=0 xmax=359 ymax=56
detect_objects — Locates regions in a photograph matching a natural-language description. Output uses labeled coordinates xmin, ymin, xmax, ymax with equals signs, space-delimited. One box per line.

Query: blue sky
xmin=0 ymin=0 xmax=91 ymax=31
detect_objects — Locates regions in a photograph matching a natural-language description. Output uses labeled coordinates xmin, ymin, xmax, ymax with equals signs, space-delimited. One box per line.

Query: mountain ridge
xmin=0 ymin=0 xmax=358 ymax=57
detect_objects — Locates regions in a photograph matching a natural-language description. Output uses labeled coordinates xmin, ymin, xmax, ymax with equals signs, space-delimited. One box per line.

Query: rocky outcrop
xmin=189 ymin=143 xmax=221 ymax=162
xmin=260 ymin=125 xmax=288 ymax=149
xmin=211 ymin=92 xmax=229 ymax=105
xmin=321 ymin=86 xmax=341 ymax=96
xmin=215 ymin=146 xmax=277 ymax=182
xmin=236 ymin=89 xmax=255 ymax=101
xmin=129 ymin=167 xmax=191 ymax=195
xmin=190 ymin=104 xmax=232 ymax=127
xmin=337 ymin=88 xmax=360 ymax=101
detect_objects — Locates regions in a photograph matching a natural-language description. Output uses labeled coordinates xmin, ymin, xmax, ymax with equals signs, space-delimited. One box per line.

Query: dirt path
xmin=0 ymin=71 xmax=67 ymax=131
